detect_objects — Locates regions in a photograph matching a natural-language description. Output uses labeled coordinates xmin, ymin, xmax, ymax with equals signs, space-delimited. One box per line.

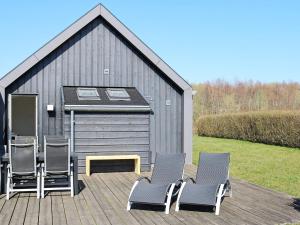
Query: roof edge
xmin=0 ymin=4 xmax=101 ymax=88
xmin=99 ymin=4 xmax=191 ymax=90
xmin=0 ymin=4 xmax=191 ymax=91
xmin=64 ymin=104 xmax=151 ymax=112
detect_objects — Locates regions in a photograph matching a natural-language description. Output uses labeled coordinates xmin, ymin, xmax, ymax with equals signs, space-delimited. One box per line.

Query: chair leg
xmin=228 ymin=182 xmax=232 ymax=198
xmin=41 ymin=169 xmax=45 ymax=198
xmin=175 ymin=182 xmax=186 ymax=212
xmin=127 ymin=181 xmax=139 ymax=211
xmin=215 ymin=184 xmax=224 ymax=215
xmin=70 ymin=171 xmax=74 ymax=197
xmin=6 ymin=174 xmax=10 ymax=200
xmin=37 ymin=171 xmax=40 ymax=199
xmin=228 ymin=188 xmax=232 ymax=198
xmin=175 ymin=202 xmax=180 ymax=212
xmin=127 ymin=201 xmax=132 ymax=211
xmin=225 ymin=180 xmax=232 ymax=197
xmin=165 ymin=183 xmax=175 ymax=214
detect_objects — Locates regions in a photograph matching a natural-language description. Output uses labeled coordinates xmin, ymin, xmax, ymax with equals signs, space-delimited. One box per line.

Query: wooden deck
xmin=1 ymin=165 xmax=300 ymax=225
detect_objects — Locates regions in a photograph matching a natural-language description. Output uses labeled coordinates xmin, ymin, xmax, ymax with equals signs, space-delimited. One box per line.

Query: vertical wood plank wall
xmin=6 ymin=16 xmax=183 ymax=162
xmin=64 ymin=112 xmax=150 ymax=173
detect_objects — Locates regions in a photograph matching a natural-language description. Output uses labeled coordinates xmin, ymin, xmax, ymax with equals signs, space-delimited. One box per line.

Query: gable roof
xmin=0 ymin=4 xmax=191 ymax=91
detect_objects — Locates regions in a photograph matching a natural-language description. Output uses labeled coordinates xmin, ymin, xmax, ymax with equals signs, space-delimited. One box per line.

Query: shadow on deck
xmin=0 ymin=165 xmax=300 ymax=225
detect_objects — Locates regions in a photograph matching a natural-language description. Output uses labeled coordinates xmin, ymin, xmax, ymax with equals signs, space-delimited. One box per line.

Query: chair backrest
xmin=44 ymin=136 xmax=70 ymax=175
xmin=196 ymin=152 xmax=230 ymax=185
xmin=151 ymin=153 xmax=185 ymax=184
xmin=9 ymin=136 xmax=37 ymax=175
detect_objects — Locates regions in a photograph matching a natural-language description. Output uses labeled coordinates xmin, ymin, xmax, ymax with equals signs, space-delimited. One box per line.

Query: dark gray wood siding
xmin=64 ymin=112 xmax=150 ymax=173
xmin=6 ymin=16 xmax=183 ymax=163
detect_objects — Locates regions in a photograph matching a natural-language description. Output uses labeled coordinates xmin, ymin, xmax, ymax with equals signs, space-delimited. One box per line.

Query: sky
xmin=0 ymin=0 xmax=300 ymax=84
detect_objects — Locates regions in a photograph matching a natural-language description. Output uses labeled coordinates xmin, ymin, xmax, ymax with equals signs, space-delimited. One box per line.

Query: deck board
xmin=0 ymin=194 xmax=18 ymax=225
xmin=39 ymin=193 xmax=52 ymax=225
xmin=24 ymin=193 xmax=39 ymax=225
xmin=79 ymin=175 xmax=111 ymax=225
xmin=108 ymin=172 xmax=171 ymax=225
xmin=51 ymin=192 xmax=67 ymax=225
xmin=62 ymin=193 xmax=82 ymax=225
xmin=0 ymin=165 xmax=300 ymax=225
xmin=9 ymin=193 xmax=29 ymax=225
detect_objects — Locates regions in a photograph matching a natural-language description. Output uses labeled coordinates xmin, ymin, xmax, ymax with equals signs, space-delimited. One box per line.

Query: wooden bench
xmin=86 ymin=155 xmax=141 ymax=176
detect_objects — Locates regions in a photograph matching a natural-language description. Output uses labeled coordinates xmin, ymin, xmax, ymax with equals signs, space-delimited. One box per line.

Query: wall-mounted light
xmin=47 ymin=104 xmax=55 ymax=111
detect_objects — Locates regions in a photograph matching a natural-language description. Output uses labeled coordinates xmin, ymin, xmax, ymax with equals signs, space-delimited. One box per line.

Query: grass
xmin=193 ymin=136 xmax=300 ymax=197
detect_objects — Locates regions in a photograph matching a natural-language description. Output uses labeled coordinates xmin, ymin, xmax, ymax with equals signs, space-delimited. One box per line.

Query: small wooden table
xmin=86 ymin=155 xmax=141 ymax=176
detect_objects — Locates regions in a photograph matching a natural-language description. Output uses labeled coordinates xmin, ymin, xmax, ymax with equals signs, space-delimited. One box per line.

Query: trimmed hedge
xmin=196 ymin=111 xmax=300 ymax=147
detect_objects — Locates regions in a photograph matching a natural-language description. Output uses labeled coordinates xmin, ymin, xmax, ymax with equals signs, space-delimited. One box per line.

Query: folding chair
xmin=41 ymin=136 xmax=73 ymax=198
xmin=175 ymin=152 xmax=231 ymax=215
xmin=127 ymin=153 xmax=185 ymax=214
xmin=6 ymin=136 xmax=40 ymax=200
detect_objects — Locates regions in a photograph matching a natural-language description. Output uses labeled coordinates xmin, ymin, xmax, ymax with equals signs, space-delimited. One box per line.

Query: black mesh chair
xmin=175 ymin=152 xmax=231 ymax=215
xmin=41 ymin=136 xmax=73 ymax=198
xmin=127 ymin=153 xmax=185 ymax=214
xmin=6 ymin=136 xmax=40 ymax=200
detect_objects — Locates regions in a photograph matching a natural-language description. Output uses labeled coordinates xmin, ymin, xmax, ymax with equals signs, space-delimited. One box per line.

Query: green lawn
xmin=193 ymin=136 xmax=300 ymax=197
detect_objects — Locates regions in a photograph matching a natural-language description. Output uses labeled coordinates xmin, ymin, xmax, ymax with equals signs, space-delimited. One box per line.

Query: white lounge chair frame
xmin=127 ymin=176 xmax=181 ymax=214
xmin=175 ymin=155 xmax=232 ymax=215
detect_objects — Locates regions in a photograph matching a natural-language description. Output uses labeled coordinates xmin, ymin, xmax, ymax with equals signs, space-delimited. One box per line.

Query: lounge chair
xmin=6 ymin=136 xmax=40 ymax=200
xmin=175 ymin=152 xmax=231 ymax=215
xmin=41 ymin=136 xmax=73 ymax=198
xmin=127 ymin=153 xmax=185 ymax=214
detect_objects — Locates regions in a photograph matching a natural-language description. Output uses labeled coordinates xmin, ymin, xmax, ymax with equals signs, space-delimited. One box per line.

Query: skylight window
xmin=106 ymin=88 xmax=130 ymax=101
xmin=77 ymin=88 xmax=100 ymax=100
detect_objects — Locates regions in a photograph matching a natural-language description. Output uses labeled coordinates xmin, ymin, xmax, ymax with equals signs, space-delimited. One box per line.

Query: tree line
xmin=192 ymin=80 xmax=300 ymax=121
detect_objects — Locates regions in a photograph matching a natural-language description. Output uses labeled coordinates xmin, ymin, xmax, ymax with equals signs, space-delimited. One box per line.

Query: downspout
xmin=70 ymin=110 xmax=74 ymax=152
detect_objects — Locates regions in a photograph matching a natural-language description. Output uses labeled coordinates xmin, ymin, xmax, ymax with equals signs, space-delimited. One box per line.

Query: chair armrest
xmin=175 ymin=179 xmax=183 ymax=187
xmin=183 ymin=176 xmax=195 ymax=183
xmin=225 ymin=179 xmax=231 ymax=190
xmin=226 ymin=179 xmax=230 ymax=185
xmin=217 ymin=183 xmax=227 ymax=198
xmin=40 ymin=163 xmax=45 ymax=176
xmin=137 ymin=176 xmax=151 ymax=183
xmin=36 ymin=162 xmax=41 ymax=168
xmin=7 ymin=164 xmax=11 ymax=178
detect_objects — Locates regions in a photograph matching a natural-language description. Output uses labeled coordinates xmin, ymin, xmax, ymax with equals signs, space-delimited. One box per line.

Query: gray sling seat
xmin=175 ymin=152 xmax=231 ymax=215
xmin=6 ymin=136 xmax=40 ymax=200
xmin=41 ymin=136 xmax=73 ymax=198
xmin=127 ymin=153 xmax=185 ymax=214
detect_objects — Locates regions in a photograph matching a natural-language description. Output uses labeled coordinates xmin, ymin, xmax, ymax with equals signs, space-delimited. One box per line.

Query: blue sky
xmin=0 ymin=0 xmax=300 ymax=83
